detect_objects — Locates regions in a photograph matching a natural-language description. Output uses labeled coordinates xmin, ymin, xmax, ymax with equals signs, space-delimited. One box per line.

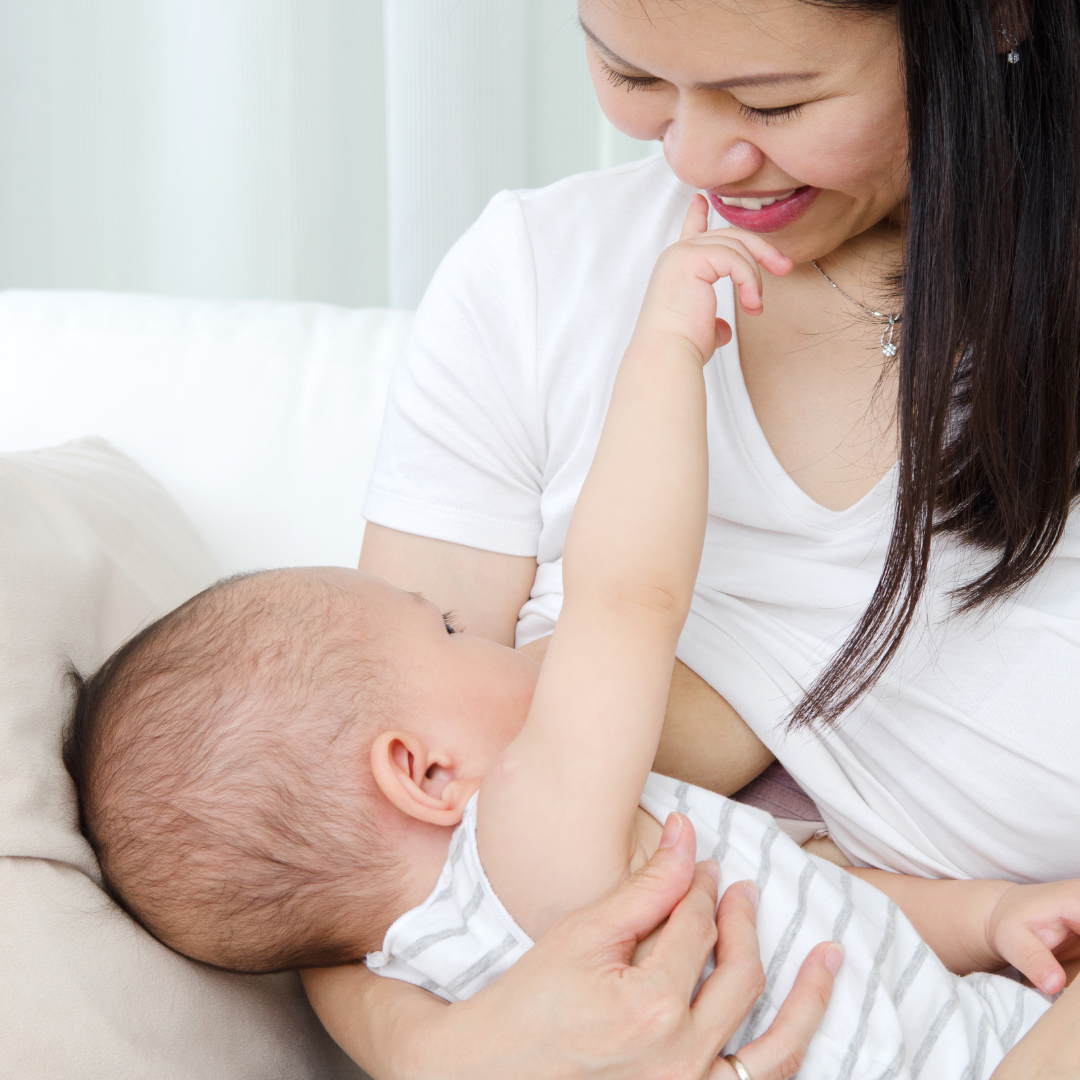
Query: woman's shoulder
xmin=515 ymin=153 xmax=691 ymax=223
xmin=418 ymin=154 xmax=696 ymax=361
xmin=463 ymin=154 xmax=693 ymax=278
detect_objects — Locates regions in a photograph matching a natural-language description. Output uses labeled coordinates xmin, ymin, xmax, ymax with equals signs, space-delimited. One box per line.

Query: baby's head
xmin=64 ymin=567 xmax=538 ymax=973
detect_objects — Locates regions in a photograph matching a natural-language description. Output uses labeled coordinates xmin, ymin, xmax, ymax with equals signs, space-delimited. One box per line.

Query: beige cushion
xmin=0 ymin=437 xmax=363 ymax=1079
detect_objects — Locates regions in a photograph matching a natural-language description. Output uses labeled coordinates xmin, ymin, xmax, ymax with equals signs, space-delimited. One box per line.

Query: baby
xmin=67 ymin=199 xmax=1077 ymax=1077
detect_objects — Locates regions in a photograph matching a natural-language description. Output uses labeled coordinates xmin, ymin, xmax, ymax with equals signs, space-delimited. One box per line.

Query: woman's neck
xmin=810 ymin=217 xmax=906 ymax=314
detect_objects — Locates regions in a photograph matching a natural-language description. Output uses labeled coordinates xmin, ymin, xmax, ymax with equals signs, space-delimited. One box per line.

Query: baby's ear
xmin=370 ymin=731 xmax=479 ymax=827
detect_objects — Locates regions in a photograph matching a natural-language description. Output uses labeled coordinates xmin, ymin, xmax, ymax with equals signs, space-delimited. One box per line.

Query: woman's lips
xmin=708 ymin=186 xmax=820 ymax=233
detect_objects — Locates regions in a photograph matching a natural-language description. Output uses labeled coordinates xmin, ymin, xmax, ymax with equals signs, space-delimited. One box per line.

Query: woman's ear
xmin=370 ymin=730 xmax=480 ymax=827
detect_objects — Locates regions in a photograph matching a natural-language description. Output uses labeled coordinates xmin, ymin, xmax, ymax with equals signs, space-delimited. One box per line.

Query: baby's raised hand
xmin=631 ymin=193 xmax=793 ymax=367
xmin=986 ymin=880 xmax=1080 ymax=995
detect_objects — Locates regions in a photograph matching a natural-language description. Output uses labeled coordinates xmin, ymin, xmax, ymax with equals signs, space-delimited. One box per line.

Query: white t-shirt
xmin=364 ymin=156 xmax=1080 ymax=884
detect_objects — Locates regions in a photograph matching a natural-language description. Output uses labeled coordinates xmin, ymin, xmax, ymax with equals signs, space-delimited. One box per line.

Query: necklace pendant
xmin=881 ymin=314 xmax=898 ymax=358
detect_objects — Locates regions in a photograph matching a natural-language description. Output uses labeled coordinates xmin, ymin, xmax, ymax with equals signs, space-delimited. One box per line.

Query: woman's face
xmin=579 ymin=0 xmax=907 ymax=262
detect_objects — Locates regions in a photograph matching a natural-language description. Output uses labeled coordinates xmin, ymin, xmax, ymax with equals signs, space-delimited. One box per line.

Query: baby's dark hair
xmin=63 ymin=568 xmax=404 ymax=973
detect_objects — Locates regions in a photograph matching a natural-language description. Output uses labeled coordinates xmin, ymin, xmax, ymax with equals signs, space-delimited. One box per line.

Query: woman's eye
xmin=738 ymin=102 xmax=805 ymax=126
xmin=599 ymin=59 xmax=661 ymax=92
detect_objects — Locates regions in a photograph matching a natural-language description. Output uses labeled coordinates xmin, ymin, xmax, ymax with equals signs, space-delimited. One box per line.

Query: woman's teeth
xmin=719 ymin=189 xmax=797 ymax=211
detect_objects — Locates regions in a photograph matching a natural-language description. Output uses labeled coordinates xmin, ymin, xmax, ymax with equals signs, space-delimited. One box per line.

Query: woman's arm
xmin=303 ymin=815 xmax=839 ymax=1080
xmin=359 ymin=523 xmax=537 ymax=646
xmin=990 ymin=976 xmax=1080 ymax=1079
xmin=362 ymin=527 xmax=774 ymax=796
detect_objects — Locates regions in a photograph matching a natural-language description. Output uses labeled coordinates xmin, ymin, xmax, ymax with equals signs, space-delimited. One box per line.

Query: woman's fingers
xmin=710 ymin=941 xmax=842 ymax=1080
xmin=576 ymin=812 xmax=700 ymax=963
xmin=639 ymin=858 xmax=720 ymax=997
xmin=685 ymin=881 xmax=766 ymax=1050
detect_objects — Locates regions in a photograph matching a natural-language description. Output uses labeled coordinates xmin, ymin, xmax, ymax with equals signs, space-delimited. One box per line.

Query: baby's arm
xmin=478 ymin=198 xmax=793 ymax=936
xmin=846 ymin=867 xmax=1080 ymax=994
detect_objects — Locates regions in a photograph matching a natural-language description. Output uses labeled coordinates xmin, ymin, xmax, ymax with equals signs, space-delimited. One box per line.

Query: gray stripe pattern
xmin=755 ymin=822 xmax=781 ymax=893
xmin=709 ymin=797 xmax=737 ymax=865
xmin=743 ymin=861 xmax=818 ymax=1042
xmin=373 ymin=775 xmax=1049 ymax=1069
xmin=1000 ymin=983 xmax=1028 ymax=1052
xmin=874 ymin=1043 xmax=906 ymax=1080
xmin=892 ymin=941 xmax=929 ymax=1007
xmin=830 ymin=869 xmax=854 ymax=945
xmin=837 ymin=903 xmax=897 ymax=1080
xmin=960 ymin=1014 xmax=990 ymax=1080
xmin=447 ymin=933 xmax=519 ymax=996
xmin=910 ymin=994 xmax=959 ymax=1078
xmin=431 ymin=829 xmax=468 ymax=904
xmin=397 ymin=883 xmax=485 ymax=961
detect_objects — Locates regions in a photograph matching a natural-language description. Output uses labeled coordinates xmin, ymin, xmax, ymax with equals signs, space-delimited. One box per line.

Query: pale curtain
xmin=0 ymin=0 xmax=655 ymax=310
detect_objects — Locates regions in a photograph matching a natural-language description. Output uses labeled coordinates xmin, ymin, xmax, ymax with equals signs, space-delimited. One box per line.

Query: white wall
xmin=0 ymin=0 xmax=656 ymax=310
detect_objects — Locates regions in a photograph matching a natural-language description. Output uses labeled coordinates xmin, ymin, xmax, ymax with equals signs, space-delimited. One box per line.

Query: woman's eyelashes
xmin=738 ymin=102 xmax=805 ymax=125
xmin=598 ymin=58 xmax=806 ymax=125
xmin=598 ymin=59 xmax=661 ymax=91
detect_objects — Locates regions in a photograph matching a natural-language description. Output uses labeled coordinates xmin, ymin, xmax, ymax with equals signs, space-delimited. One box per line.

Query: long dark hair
xmin=792 ymin=0 xmax=1080 ymax=727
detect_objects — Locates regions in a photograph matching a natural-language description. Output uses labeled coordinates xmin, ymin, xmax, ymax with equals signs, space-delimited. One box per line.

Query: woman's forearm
xmin=301 ymin=964 xmax=451 ymax=1080
xmin=991 ymin=976 xmax=1080 ymax=1078
xmin=654 ymin=658 xmax=774 ymax=794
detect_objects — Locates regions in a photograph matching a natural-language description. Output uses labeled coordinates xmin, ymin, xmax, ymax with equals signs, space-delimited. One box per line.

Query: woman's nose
xmin=661 ymin=98 xmax=766 ymax=192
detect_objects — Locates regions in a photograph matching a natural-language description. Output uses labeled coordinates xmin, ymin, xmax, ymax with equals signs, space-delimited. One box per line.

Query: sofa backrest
xmin=0 ymin=290 xmax=412 ymax=575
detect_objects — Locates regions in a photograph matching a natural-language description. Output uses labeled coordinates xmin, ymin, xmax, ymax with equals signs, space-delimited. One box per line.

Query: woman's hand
xmin=632 ymin=194 xmax=793 ymax=368
xmin=303 ymin=814 xmax=839 ymax=1080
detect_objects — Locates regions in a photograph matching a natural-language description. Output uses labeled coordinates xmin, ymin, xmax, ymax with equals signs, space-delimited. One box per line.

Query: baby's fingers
xmin=680 ymin=194 xmax=712 ymax=241
xmin=692 ymin=228 xmax=793 ymax=278
xmin=1001 ymin=930 xmax=1068 ymax=996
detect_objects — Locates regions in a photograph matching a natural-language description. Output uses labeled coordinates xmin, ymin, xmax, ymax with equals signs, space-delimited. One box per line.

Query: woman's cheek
xmin=586 ymin=66 xmax=670 ymax=141
xmin=765 ymin=111 xmax=906 ymax=193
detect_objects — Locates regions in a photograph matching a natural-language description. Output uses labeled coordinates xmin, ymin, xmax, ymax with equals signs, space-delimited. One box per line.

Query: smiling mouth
xmin=715 ymin=189 xmax=798 ymax=211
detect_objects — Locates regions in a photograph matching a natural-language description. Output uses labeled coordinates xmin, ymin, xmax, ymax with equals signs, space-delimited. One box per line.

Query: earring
xmin=1000 ymin=26 xmax=1020 ymax=64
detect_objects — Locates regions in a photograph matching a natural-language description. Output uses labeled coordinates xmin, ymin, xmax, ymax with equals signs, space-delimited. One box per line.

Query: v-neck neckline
xmin=715 ymin=276 xmax=898 ymax=532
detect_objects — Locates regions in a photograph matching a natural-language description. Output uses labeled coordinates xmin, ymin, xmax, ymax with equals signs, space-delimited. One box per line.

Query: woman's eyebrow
xmin=578 ymin=18 xmax=821 ymax=92
xmin=695 ymin=72 xmax=822 ymax=92
xmin=579 ymin=19 xmax=653 ymax=75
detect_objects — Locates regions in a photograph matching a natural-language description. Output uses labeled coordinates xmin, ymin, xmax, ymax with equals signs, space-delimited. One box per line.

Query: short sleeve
xmin=362 ymin=191 xmax=544 ymax=556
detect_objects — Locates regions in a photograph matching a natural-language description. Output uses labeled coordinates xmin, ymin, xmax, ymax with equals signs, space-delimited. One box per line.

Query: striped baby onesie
xmin=366 ymin=773 xmax=1052 ymax=1078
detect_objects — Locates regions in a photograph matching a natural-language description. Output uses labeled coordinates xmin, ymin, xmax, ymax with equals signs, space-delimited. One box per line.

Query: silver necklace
xmin=811 ymin=259 xmax=900 ymax=358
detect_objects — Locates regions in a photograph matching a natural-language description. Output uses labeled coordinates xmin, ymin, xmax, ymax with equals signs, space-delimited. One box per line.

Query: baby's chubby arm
xmin=847 ymin=868 xmax=1080 ymax=995
xmin=478 ymin=197 xmax=793 ymax=937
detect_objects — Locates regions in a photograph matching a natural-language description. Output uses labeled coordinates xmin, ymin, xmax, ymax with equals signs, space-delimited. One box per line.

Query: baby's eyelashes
xmin=442 ymin=611 xmax=462 ymax=634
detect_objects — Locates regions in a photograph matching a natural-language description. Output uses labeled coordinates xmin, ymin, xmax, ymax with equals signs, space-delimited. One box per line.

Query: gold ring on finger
xmin=724 ymin=1054 xmax=753 ymax=1080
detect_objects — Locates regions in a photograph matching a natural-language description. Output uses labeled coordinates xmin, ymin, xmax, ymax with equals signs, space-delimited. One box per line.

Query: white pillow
xmin=0 ymin=290 xmax=412 ymax=574
xmin=0 ymin=437 xmax=363 ymax=1079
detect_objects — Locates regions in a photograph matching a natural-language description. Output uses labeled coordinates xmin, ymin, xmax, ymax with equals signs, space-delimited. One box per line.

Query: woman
xmin=307 ymin=0 xmax=1080 ymax=1074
